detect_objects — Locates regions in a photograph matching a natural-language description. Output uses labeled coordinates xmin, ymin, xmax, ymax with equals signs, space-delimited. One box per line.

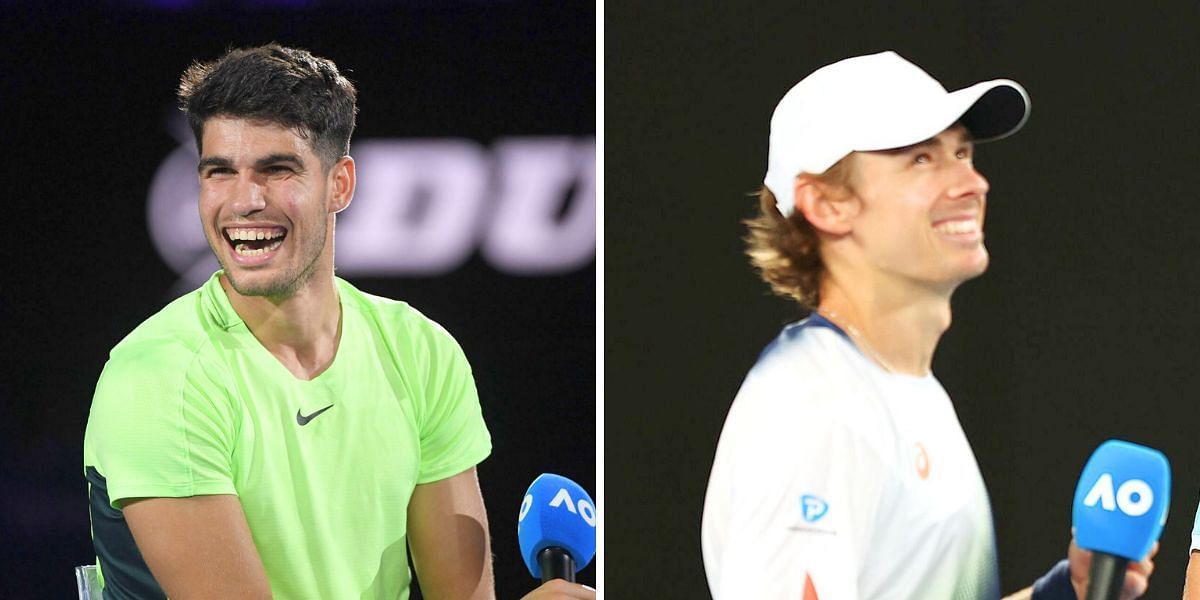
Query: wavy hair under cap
xmin=744 ymin=154 xmax=856 ymax=308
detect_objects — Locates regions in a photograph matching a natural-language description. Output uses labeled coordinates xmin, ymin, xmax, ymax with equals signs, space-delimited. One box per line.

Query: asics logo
xmin=915 ymin=442 xmax=931 ymax=480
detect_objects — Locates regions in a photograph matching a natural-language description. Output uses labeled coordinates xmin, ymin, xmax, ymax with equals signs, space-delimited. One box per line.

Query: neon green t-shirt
xmin=84 ymin=272 xmax=492 ymax=599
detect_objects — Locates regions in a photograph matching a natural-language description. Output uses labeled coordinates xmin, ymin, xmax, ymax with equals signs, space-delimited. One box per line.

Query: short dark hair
xmin=177 ymin=43 xmax=358 ymax=168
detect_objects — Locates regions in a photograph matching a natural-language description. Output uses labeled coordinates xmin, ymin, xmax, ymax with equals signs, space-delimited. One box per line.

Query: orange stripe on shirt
xmin=803 ymin=572 xmax=819 ymax=600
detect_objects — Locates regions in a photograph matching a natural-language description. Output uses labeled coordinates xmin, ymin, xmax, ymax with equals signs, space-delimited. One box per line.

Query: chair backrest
xmin=75 ymin=564 xmax=101 ymax=600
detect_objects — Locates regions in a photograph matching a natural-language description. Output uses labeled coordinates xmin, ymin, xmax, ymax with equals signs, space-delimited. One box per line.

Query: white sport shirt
xmin=702 ymin=317 xmax=1000 ymax=599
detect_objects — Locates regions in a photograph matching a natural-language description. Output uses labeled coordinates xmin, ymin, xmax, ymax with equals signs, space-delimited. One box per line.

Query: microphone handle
xmin=537 ymin=546 xmax=576 ymax=583
xmin=1085 ymin=551 xmax=1128 ymax=600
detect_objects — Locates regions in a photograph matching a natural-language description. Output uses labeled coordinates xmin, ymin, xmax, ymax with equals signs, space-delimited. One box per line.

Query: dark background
xmin=0 ymin=2 xmax=594 ymax=598
xmin=608 ymin=2 xmax=1200 ymax=598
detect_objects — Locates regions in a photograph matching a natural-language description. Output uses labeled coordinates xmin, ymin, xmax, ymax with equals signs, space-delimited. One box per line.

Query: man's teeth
xmin=234 ymin=239 xmax=284 ymax=256
xmin=934 ymin=220 xmax=979 ymax=235
xmin=226 ymin=228 xmax=284 ymax=241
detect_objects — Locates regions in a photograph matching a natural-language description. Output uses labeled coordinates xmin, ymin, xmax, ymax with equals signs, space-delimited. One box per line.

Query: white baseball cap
xmin=764 ymin=51 xmax=1030 ymax=217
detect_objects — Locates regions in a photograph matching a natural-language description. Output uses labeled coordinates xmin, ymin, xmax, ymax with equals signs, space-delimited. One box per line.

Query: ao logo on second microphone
xmin=1081 ymin=473 xmax=1153 ymax=517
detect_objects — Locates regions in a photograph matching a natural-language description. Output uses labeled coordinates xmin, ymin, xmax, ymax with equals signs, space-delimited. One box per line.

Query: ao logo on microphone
xmin=1072 ymin=440 xmax=1170 ymax=563
xmin=1082 ymin=473 xmax=1154 ymax=517
xmin=520 ymin=487 xmax=597 ymax=528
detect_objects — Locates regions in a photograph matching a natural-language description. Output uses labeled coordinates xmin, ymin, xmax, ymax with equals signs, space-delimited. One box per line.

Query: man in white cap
xmin=701 ymin=51 xmax=1155 ymax=599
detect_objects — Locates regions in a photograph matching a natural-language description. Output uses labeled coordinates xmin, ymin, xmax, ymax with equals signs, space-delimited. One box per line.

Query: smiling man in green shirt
xmin=83 ymin=44 xmax=592 ymax=600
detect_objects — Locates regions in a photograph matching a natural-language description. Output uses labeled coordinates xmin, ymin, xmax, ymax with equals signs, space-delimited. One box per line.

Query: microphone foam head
xmin=1072 ymin=439 xmax=1170 ymax=560
xmin=517 ymin=473 xmax=597 ymax=579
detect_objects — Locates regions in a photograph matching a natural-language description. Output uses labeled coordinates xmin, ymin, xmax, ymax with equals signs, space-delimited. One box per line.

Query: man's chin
xmin=970 ymin=249 xmax=990 ymax=275
xmin=952 ymin=254 xmax=990 ymax=285
xmin=926 ymin=251 xmax=989 ymax=292
xmin=222 ymin=268 xmax=294 ymax=299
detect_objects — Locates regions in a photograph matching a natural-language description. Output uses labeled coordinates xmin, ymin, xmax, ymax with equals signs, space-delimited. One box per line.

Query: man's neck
xmin=220 ymin=272 xmax=342 ymax=380
xmin=817 ymin=278 xmax=954 ymax=376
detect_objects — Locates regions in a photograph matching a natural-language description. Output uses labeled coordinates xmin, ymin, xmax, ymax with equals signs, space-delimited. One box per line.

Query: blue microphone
xmin=1071 ymin=440 xmax=1170 ymax=600
xmin=517 ymin=473 xmax=596 ymax=583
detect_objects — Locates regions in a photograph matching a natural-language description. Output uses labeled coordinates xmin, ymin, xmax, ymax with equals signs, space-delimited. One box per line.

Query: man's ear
xmin=328 ymin=155 xmax=356 ymax=214
xmin=794 ymin=175 xmax=856 ymax=235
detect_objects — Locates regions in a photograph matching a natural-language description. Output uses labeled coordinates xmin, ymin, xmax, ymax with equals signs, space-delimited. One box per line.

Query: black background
xmin=608 ymin=2 xmax=1200 ymax=598
xmin=0 ymin=2 xmax=594 ymax=598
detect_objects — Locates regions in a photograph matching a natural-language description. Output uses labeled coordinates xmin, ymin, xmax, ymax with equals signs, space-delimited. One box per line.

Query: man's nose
xmin=948 ymin=161 xmax=989 ymax=200
xmin=231 ymin=176 xmax=267 ymax=215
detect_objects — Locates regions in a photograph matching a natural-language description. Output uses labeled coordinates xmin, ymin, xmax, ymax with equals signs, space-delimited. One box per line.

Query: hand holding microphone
xmin=1070 ymin=440 xmax=1169 ymax=600
xmin=521 ymin=579 xmax=596 ymax=600
xmin=1064 ymin=537 xmax=1156 ymax=600
xmin=517 ymin=473 xmax=596 ymax=599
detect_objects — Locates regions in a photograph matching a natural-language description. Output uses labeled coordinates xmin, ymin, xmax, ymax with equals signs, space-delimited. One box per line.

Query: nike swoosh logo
xmin=296 ymin=404 xmax=335 ymax=426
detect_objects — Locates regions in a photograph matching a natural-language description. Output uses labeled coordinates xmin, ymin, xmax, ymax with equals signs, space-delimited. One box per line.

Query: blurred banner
xmin=149 ymin=125 xmax=596 ymax=295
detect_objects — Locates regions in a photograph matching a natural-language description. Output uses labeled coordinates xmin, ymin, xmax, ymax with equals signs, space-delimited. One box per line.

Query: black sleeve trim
xmin=85 ymin=466 xmax=167 ymax=600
